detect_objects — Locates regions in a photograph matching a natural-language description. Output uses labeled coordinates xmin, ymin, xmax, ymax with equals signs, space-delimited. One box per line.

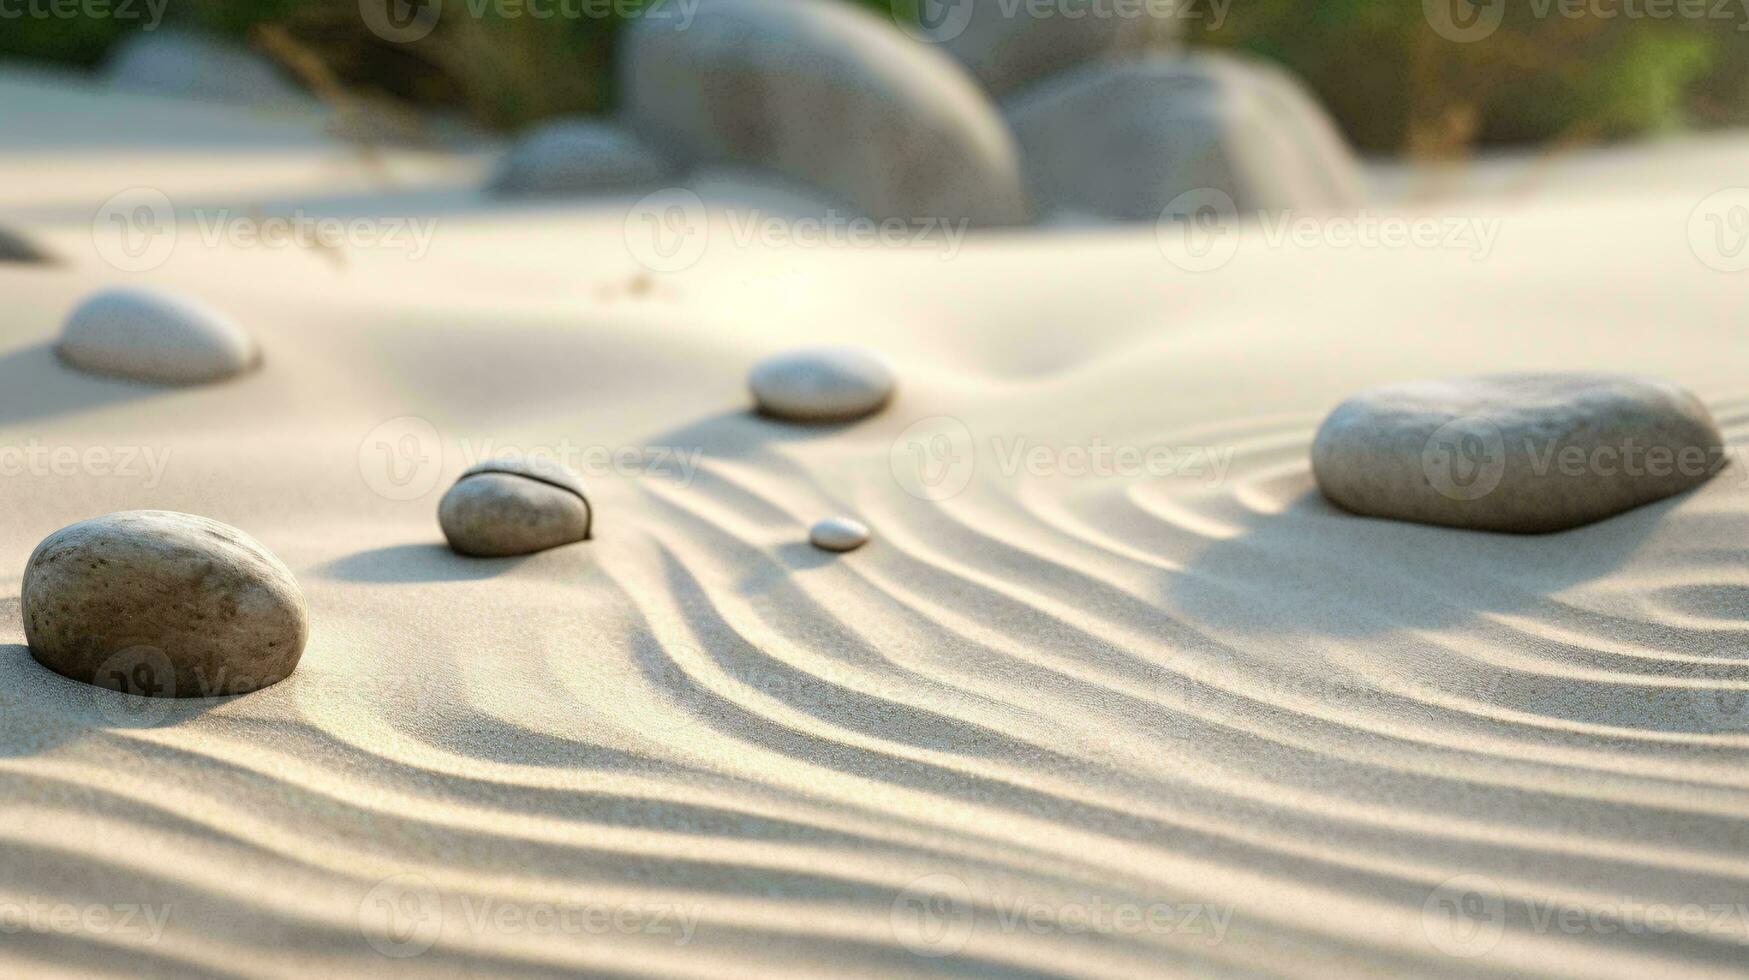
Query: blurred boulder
xmin=103 ymin=30 xmax=305 ymax=106
xmin=1005 ymin=54 xmax=1365 ymax=222
xmin=924 ymin=0 xmax=1183 ymax=96
xmin=0 ymin=227 xmax=51 ymax=264
xmin=619 ymin=0 xmax=1028 ymax=226
xmin=488 ymin=118 xmax=673 ymax=196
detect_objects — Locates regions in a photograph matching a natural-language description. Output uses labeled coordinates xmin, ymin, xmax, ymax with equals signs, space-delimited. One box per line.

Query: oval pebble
xmin=809 ymin=516 xmax=870 ymax=553
xmin=23 ymin=511 xmax=307 ymax=698
xmin=488 ymin=118 xmax=673 ymax=196
xmin=59 ymin=286 xmax=259 ymax=385
xmin=439 ymin=456 xmax=594 ymax=557
xmin=1312 ymin=374 xmax=1725 ymax=533
xmin=749 ymin=346 xmax=895 ymax=423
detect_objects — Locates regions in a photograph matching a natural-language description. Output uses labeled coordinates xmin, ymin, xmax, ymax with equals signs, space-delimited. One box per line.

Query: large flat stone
xmin=1312 ymin=374 xmax=1726 ymax=533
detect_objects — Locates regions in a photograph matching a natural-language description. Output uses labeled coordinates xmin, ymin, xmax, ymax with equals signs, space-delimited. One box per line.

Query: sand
xmin=1 ymin=67 xmax=1748 ymax=978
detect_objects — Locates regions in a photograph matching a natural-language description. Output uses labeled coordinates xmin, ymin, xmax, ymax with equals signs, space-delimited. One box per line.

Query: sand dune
xmin=1 ymin=72 xmax=1748 ymax=977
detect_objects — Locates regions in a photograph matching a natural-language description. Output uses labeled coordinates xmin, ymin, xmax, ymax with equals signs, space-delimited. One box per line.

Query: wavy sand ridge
xmin=2 ymin=87 xmax=1749 ymax=974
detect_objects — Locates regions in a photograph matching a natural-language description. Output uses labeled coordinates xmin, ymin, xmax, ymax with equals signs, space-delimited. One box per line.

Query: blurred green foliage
xmin=1 ymin=0 xmax=1746 ymax=155
xmin=1193 ymin=0 xmax=1726 ymax=155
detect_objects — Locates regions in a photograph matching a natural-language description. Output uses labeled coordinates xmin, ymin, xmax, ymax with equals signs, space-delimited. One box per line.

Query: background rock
xmin=103 ymin=30 xmax=306 ymax=107
xmin=619 ymin=0 xmax=1029 ymax=226
xmin=488 ymin=118 xmax=673 ymax=196
xmin=1005 ymin=53 xmax=1365 ymax=221
xmin=925 ymin=0 xmax=1183 ymax=96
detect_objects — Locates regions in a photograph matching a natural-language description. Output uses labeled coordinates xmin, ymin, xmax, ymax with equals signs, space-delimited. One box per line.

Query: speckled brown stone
xmin=23 ymin=511 xmax=307 ymax=697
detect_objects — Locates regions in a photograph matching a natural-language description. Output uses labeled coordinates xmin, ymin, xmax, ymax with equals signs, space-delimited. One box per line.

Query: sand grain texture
xmin=0 ymin=73 xmax=1746 ymax=977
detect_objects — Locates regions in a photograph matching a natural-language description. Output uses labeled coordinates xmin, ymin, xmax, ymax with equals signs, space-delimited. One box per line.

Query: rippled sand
xmin=1 ymin=71 xmax=1748 ymax=977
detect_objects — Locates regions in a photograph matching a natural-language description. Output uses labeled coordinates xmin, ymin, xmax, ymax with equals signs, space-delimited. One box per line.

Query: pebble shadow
xmin=319 ymin=542 xmax=545 ymax=583
xmin=1164 ymin=482 xmax=1672 ymax=637
xmin=651 ymin=409 xmax=870 ymax=464
xmin=0 ymin=226 xmax=52 ymax=264
xmin=0 ymin=343 xmax=168 ymax=426
xmin=0 ymin=643 xmax=227 ymax=757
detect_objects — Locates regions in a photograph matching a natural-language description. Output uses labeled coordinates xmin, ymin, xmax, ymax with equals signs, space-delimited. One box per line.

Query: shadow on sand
xmin=1161 ymin=478 xmax=1677 ymax=638
xmin=0 ymin=343 xmax=181 ymax=426
xmin=318 ymin=542 xmax=538 ymax=583
xmin=0 ymin=643 xmax=231 ymax=757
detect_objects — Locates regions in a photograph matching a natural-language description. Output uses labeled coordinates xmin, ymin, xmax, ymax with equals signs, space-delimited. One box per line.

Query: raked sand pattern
xmin=1 ymin=75 xmax=1749 ymax=977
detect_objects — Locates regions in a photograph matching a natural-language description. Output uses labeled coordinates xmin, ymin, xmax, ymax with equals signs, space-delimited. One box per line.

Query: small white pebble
xmin=749 ymin=346 xmax=896 ymax=423
xmin=59 ymin=285 xmax=259 ymax=385
xmin=809 ymin=516 xmax=870 ymax=553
